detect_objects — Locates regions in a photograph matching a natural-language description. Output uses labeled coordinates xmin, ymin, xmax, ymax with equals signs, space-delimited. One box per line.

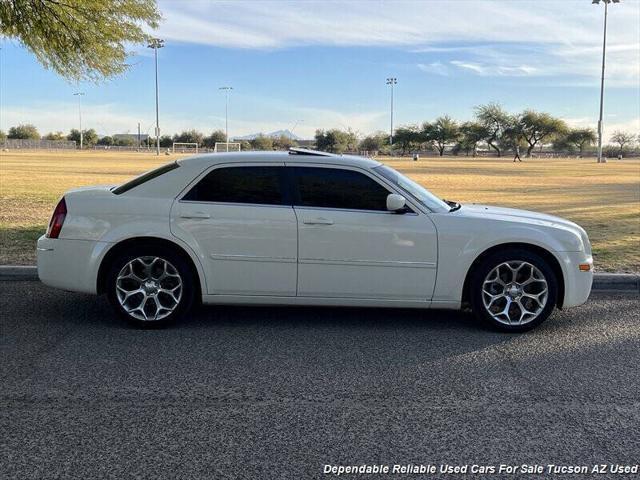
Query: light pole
xmin=291 ymin=119 xmax=303 ymax=137
xmin=73 ymin=92 xmax=85 ymax=149
xmin=219 ymin=86 xmax=233 ymax=151
xmin=386 ymin=78 xmax=397 ymax=146
xmin=148 ymin=38 xmax=164 ymax=155
xmin=592 ymin=0 xmax=620 ymax=163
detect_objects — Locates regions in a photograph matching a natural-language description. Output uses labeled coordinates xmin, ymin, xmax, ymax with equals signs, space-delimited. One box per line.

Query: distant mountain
xmin=235 ymin=129 xmax=303 ymax=141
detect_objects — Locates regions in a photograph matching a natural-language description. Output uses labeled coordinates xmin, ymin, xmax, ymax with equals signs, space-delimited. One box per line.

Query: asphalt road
xmin=1 ymin=281 xmax=639 ymax=480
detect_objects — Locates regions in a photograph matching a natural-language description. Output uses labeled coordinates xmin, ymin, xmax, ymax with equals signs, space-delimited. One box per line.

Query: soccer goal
xmin=214 ymin=142 xmax=241 ymax=152
xmin=172 ymin=142 xmax=199 ymax=154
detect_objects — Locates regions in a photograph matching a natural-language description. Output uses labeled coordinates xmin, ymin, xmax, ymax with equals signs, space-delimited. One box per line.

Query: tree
xmin=455 ymin=121 xmax=486 ymax=156
xmin=564 ymin=128 xmax=596 ymax=156
xmin=610 ymin=130 xmax=635 ymax=156
xmin=423 ymin=115 xmax=460 ymax=156
xmin=272 ymin=134 xmax=298 ymax=150
xmin=314 ymin=129 xmax=357 ymax=153
xmin=173 ymin=129 xmax=204 ymax=146
xmin=518 ymin=110 xmax=567 ymax=156
xmin=203 ymin=130 xmax=227 ymax=148
xmin=114 ymin=136 xmax=135 ymax=147
xmin=239 ymin=140 xmax=252 ymax=151
xmin=0 ymin=0 xmax=161 ymax=82
xmin=474 ymin=103 xmax=510 ymax=157
xmin=83 ymin=128 xmax=98 ymax=147
xmin=0 ymin=130 xmax=6 ymax=143
xmin=97 ymin=136 xmax=114 ymax=146
xmin=392 ymin=125 xmax=421 ymax=155
xmin=67 ymin=128 xmax=98 ymax=147
xmin=251 ymin=135 xmax=274 ymax=151
xmin=359 ymin=133 xmax=385 ymax=152
xmin=159 ymin=135 xmax=173 ymax=148
xmin=502 ymin=115 xmax=527 ymax=157
xmin=8 ymin=124 xmax=40 ymax=139
xmin=44 ymin=131 xmax=66 ymax=141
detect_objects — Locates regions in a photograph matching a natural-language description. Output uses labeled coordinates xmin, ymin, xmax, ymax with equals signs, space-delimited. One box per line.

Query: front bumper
xmin=37 ymin=235 xmax=101 ymax=294
xmin=559 ymin=251 xmax=593 ymax=308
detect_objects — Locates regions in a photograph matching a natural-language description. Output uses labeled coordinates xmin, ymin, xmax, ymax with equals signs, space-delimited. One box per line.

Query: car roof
xmin=176 ymin=150 xmax=382 ymax=170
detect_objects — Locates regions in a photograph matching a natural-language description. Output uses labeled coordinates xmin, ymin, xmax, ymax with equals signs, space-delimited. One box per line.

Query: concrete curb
xmin=1 ymin=265 xmax=638 ymax=293
xmin=0 ymin=266 xmax=39 ymax=281
xmin=591 ymin=273 xmax=640 ymax=292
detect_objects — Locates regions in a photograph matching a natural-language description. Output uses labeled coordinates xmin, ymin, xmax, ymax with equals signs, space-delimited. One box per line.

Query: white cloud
xmin=153 ymin=1 xmax=639 ymax=86
xmin=450 ymin=61 xmax=487 ymax=75
xmin=157 ymin=0 xmax=638 ymax=49
xmin=447 ymin=60 xmax=538 ymax=77
xmin=417 ymin=62 xmax=449 ymax=76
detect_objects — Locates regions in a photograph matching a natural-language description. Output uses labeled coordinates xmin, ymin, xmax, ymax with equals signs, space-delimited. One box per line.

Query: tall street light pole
xmin=219 ymin=86 xmax=233 ymax=151
xmin=73 ymin=92 xmax=85 ymax=149
xmin=291 ymin=119 xmax=304 ymax=137
xmin=386 ymin=78 xmax=397 ymax=146
xmin=148 ymin=38 xmax=164 ymax=156
xmin=592 ymin=0 xmax=620 ymax=164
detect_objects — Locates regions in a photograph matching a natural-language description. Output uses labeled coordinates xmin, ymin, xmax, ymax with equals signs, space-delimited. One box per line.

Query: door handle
xmin=303 ymin=217 xmax=333 ymax=225
xmin=180 ymin=211 xmax=211 ymax=219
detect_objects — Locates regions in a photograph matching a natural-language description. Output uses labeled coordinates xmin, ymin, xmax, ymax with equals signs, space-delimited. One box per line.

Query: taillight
xmin=46 ymin=197 xmax=67 ymax=239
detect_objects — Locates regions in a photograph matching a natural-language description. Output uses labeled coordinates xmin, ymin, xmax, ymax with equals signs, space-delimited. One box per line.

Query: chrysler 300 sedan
xmin=37 ymin=148 xmax=593 ymax=331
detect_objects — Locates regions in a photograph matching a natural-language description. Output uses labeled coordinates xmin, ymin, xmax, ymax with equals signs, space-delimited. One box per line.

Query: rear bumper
xmin=559 ymin=251 xmax=593 ymax=308
xmin=37 ymin=235 xmax=102 ymax=294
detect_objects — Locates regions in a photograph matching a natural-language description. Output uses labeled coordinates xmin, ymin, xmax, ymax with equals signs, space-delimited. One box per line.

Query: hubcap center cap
xmin=143 ymin=280 xmax=159 ymax=294
xmin=506 ymin=284 xmax=522 ymax=299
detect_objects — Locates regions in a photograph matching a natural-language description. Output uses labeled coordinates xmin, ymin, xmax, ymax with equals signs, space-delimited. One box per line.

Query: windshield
xmin=373 ymin=165 xmax=451 ymax=213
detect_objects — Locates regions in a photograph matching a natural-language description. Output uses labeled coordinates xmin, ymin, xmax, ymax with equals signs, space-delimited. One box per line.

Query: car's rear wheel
xmin=106 ymin=245 xmax=196 ymax=327
xmin=470 ymin=249 xmax=558 ymax=332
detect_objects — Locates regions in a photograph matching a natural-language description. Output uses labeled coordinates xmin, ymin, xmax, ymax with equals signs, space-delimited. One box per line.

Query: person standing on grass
xmin=513 ymin=145 xmax=522 ymax=162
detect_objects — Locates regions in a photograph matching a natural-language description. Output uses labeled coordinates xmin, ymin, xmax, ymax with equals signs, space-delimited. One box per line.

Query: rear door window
xmin=182 ymin=166 xmax=286 ymax=205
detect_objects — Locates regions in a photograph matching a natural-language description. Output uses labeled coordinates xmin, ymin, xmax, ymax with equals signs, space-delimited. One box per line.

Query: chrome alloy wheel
xmin=482 ymin=261 xmax=548 ymax=326
xmin=115 ymin=256 xmax=183 ymax=321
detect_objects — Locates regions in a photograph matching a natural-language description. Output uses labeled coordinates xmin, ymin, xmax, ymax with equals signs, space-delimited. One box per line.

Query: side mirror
xmin=386 ymin=193 xmax=407 ymax=213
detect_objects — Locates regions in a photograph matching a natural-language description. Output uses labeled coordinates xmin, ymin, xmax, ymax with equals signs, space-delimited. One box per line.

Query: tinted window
xmin=113 ymin=161 xmax=179 ymax=195
xmin=293 ymin=167 xmax=390 ymax=211
xmin=183 ymin=166 xmax=285 ymax=205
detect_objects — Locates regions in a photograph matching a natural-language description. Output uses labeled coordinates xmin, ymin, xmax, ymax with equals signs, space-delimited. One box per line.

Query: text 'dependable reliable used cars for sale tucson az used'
xmin=37 ymin=148 xmax=594 ymax=332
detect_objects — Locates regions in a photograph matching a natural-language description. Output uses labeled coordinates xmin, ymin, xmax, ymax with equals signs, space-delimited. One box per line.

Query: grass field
xmin=1 ymin=150 xmax=638 ymax=271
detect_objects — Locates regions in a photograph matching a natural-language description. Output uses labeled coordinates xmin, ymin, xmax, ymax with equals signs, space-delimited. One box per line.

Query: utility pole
xmin=219 ymin=86 xmax=233 ymax=152
xmin=148 ymin=38 xmax=164 ymax=155
xmin=73 ymin=92 xmax=85 ymax=149
xmin=137 ymin=122 xmax=141 ymax=150
xmin=386 ymin=78 xmax=397 ymax=146
xmin=592 ymin=0 xmax=620 ymax=163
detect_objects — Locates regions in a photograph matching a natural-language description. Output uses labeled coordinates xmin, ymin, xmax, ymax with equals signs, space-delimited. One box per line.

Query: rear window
xmin=112 ymin=161 xmax=180 ymax=195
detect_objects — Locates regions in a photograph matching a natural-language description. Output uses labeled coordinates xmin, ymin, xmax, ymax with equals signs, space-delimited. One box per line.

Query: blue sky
xmin=1 ymin=0 xmax=639 ymax=140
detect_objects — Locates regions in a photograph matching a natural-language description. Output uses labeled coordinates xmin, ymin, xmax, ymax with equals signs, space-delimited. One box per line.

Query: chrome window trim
xmin=179 ymin=199 xmax=294 ymax=209
xmin=293 ymin=205 xmax=418 ymax=216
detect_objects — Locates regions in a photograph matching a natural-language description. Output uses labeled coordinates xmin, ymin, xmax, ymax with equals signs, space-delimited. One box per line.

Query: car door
xmin=171 ymin=163 xmax=298 ymax=296
xmin=289 ymin=164 xmax=438 ymax=301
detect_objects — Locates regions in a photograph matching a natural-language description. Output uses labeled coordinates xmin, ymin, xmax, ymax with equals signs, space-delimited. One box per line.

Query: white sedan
xmin=37 ymin=149 xmax=593 ymax=331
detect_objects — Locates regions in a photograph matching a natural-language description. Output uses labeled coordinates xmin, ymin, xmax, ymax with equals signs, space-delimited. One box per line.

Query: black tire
xmin=106 ymin=244 xmax=197 ymax=328
xmin=469 ymin=248 xmax=558 ymax=332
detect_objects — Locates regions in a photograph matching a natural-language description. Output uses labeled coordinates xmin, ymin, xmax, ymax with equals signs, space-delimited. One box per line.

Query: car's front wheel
xmin=106 ymin=245 xmax=196 ymax=327
xmin=470 ymin=249 xmax=558 ymax=332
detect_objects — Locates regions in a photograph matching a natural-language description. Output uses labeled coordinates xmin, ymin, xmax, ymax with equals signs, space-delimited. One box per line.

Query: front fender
xmin=430 ymin=214 xmax=581 ymax=306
